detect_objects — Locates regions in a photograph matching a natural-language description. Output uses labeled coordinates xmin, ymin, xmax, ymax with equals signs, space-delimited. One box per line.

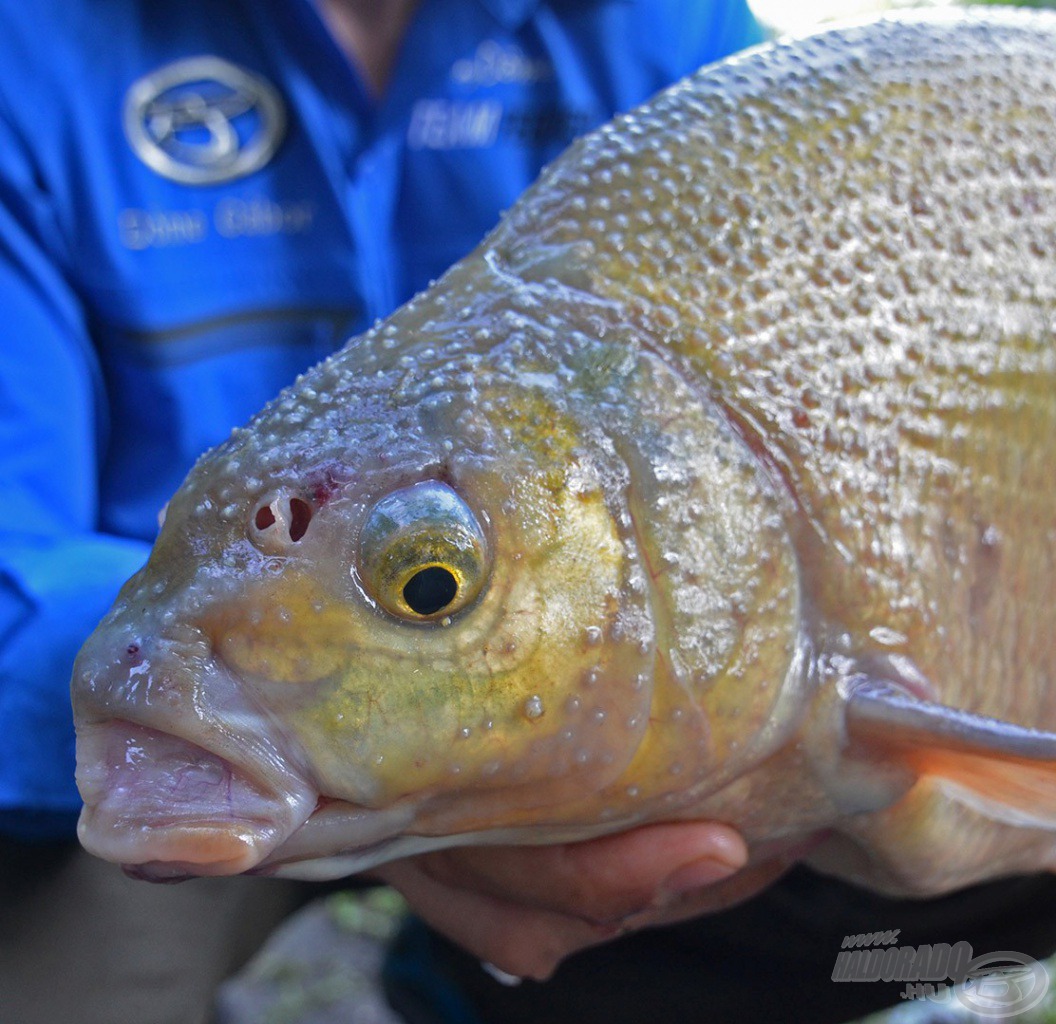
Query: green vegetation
xmin=966 ymin=0 xmax=1056 ymax=7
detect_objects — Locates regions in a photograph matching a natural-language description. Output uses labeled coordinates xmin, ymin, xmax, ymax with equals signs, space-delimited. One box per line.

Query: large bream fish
xmin=74 ymin=11 xmax=1056 ymax=898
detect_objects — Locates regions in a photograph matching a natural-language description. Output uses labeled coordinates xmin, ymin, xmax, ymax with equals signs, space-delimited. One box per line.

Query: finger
xmin=517 ymin=855 xmax=796 ymax=971
xmin=639 ymin=854 xmax=796 ymax=926
xmin=376 ymin=857 xmax=620 ymax=980
xmin=639 ymin=829 xmax=835 ymax=929
xmin=416 ymin=821 xmax=747 ymax=924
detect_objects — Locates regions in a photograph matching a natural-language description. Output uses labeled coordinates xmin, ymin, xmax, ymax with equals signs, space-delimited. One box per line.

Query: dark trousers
xmin=388 ymin=866 xmax=1056 ymax=1024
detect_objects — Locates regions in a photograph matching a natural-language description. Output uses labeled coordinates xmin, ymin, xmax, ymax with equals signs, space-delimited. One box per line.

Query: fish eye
xmin=359 ymin=481 xmax=489 ymax=622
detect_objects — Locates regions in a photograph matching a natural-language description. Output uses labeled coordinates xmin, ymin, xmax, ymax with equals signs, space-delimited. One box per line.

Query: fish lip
xmin=122 ymin=863 xmax=196 ymax=884
xmin=73 ymin=621 xmax=322 ymax=875
xmin=75 ymin=717 xmax=319 ymax=875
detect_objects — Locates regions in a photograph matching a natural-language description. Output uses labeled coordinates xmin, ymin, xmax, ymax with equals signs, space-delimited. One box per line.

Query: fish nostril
xmin=250 ymin=493 xmax=314 ymax=553
xmin=288 ymin=498 xmax=312 ymax=542
xmin=255 ymin=506 xmax=276 ymax=531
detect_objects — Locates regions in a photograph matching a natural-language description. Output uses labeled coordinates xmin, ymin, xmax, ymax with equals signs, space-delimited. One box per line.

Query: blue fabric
xmin=0 ymin=0 xmax=763 ymax=838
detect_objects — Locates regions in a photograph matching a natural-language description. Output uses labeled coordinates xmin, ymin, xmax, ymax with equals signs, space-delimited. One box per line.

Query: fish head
xmin=73 ymin=270 xmax=661 ymax=879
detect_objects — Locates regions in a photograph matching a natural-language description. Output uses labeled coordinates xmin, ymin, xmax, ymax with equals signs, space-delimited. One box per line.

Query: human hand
xmin=374 ymin=822 xmax=789 ymax=980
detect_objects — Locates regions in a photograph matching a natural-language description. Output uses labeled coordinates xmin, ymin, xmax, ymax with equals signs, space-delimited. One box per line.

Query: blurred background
xmin=753 ymin=0 xmax=1053 ymax=35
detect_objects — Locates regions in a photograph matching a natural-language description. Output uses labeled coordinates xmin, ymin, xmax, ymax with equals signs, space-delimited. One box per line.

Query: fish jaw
xmin=72 ymin=605 xmax=319 ymax=878
xmin=77 ymin=721 xmax=293 ymax=877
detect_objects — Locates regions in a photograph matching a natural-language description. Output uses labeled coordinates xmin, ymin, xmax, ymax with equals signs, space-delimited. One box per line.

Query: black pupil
xmin=403 ymin=566 xmax=458 ymax=616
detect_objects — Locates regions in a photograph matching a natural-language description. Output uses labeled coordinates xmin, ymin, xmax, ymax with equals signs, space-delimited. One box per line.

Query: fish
xmin=73 ymin=9 xmax=1056 ymax=899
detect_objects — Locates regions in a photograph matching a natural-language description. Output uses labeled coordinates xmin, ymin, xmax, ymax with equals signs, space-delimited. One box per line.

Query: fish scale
xmin=73 ymin=11 xmax=1056 ymax=898
xmin=494 ymin=12 xmax=1056 ymax=717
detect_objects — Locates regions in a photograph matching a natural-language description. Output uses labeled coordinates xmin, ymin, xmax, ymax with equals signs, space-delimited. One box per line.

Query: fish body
xmin=74 ymin=10 xmax=1056 ymax=897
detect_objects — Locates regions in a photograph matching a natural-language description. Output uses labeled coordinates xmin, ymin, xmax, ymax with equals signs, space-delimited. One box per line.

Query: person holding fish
xmin=0 ymin=0 xmax=767 ymax=1021
xmin=9 ymin=3 xmax=1056 ymax=1024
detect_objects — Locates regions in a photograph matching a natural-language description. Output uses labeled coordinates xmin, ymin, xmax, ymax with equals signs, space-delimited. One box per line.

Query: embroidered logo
xmin=123 ymin=56 xmax=286 ymax=185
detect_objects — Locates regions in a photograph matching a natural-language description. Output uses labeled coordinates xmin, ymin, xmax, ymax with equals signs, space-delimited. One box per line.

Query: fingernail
xmin=482 ymin=962 xmax=523 ymax=987
xmin=662 ymin=856 xmax=740 ymax=897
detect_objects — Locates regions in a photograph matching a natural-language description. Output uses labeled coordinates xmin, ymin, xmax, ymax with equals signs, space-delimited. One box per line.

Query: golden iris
xmin=359 ymin=481 xmax=489 ymax=621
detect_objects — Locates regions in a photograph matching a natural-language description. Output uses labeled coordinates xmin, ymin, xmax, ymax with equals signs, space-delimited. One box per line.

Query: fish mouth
xmin=76 ymin=720 xmax=318 ymax=878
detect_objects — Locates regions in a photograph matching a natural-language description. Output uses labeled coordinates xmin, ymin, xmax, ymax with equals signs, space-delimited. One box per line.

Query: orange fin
xmin=846 ymin=682 xmax=1056 ymax=826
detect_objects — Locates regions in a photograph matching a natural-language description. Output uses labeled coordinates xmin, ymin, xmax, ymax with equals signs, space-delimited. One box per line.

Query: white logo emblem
xmin=123 ymin=56 xmax=286 ymax=185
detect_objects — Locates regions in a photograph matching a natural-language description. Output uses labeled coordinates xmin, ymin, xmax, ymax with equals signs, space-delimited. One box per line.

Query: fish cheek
xmin=284 ymin=479 xmax=654 ymax=827
xmin=214 ymin=590 xmax=358 ymax=689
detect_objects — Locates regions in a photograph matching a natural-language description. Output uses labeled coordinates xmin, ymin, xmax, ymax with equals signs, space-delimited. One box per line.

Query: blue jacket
xmin=0 ymin=0 xmax=763 ymax=839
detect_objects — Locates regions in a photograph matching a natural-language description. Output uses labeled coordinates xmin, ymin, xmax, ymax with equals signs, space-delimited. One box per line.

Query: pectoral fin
xmin=846 ymin=681 xmax=1056 ymax=826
